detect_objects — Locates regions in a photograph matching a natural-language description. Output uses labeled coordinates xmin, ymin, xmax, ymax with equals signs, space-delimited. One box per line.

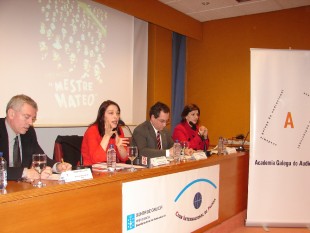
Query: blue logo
xmin=174 ymin=179 xmax=217 ymax=218
xmin=193 ymin=192 xmax=203 ymax=209
xmin=127 ymin=214 xmax=135 ymax=230
xmin=175 ymin=178 xmax=217 ymax=213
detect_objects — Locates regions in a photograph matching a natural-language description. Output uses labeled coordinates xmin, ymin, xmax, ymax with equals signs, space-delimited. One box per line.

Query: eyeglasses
xmin=157 ymin=118 xmax=170 ymax=125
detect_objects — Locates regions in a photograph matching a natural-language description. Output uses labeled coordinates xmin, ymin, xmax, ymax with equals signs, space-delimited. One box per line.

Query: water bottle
xmin=107 ymin=144 xmax=116 ymax=172
xmin=222 ymin=138 xmax=228 ymax=155
xmin=0 ymin=152 xmax=8 ymax=190
xmin=173 ymin=140 xmax=182 ymax=163
xmin=217 ymin=137 xmax=223 ymax=155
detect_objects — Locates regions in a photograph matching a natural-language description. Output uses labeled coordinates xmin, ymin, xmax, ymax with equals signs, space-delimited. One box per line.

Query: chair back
xmin=53 ymin=135 xmax=83 ymax=166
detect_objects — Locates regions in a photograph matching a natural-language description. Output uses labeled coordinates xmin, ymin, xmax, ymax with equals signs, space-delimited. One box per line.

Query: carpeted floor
xmin=232 ymin=226 xmax=310 ymax=233
xmin=205 ymin=210 xmax=309 ymax=233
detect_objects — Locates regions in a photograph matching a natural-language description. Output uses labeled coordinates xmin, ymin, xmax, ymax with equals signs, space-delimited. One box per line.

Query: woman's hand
xmin=115 ymin=135 xmax=130 ymax=148
xmin=199 ymin=126 xmax=208 ymax=139
xmin=100 ymin=122 xmax=118 ymax=150
xmin=115 ymin=134 xmax=130 ymax=160
xmin=105 ymin=121 xmax=117 ymax=138
xmin=185 ymin=148 xmax=194 ymax=156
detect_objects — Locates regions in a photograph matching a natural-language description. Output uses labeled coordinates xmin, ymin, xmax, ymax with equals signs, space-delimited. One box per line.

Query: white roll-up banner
xmin=246 ymin=49 xmax=310 ymax=227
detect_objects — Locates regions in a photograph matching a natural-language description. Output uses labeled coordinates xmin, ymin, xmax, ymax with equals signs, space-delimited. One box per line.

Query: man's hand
xmin=24 ymin=166 xmax=53 ymax=180
xmin=24 ymin=168 xmax=40 ymax=180
xmin=56 ymin=162 xmax=72 ymax=173
xmin=41 ymin=166 xmax=53 ymax=179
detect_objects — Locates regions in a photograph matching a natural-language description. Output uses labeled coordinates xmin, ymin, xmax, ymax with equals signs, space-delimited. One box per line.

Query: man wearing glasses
xmin=132 ymin=102 xmax=174 ymax=166
xmin=0 ymin=94 xmax=72 ymax=180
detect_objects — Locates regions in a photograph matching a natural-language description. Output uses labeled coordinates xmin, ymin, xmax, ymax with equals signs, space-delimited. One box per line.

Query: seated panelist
xmin=172 ymin=104 xmax=210 ymax=151
xmin=81 ymin=100 xmax=129 ymax=165
xmin=132 ymin=102 xmax=175 ymax=164
xmin=0 ymin=94 xmax=72 ymax=181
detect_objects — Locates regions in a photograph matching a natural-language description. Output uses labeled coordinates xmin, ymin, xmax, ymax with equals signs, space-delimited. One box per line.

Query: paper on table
xmin=116 ymin=163 xmax=145 ymax=169
xmin=92 ymin=163 xmax=146 ymax=172
xmin=192 ymin=151 xmax=207 ymax=160
xmin=181 ymin=151 xmax=208 ymax=161
xmin=92 ymin=163 xmax=109 ymax=172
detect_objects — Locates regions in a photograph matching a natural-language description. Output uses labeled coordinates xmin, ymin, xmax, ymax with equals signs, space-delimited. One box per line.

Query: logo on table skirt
xmin=174 ymin=178 xmax=218 ymax=222
xmin=127 ymin=213 xmax=135 ymax=230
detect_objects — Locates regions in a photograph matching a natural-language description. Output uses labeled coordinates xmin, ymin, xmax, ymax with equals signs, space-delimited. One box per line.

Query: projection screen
xmin=0 ymin=0 xmax=148 ymax=126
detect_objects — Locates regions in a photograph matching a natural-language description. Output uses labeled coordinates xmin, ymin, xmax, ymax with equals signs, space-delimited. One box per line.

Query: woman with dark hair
xmin=172 ymin=104 xmax=209 ymax=151
xmin=81 ymin=100 xmax=129 ymax=165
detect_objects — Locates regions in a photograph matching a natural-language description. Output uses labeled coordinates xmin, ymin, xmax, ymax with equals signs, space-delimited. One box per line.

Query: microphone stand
xmin=236 ymin=131 xmax=249 ymax=152
xmin=119 ymin=120 xmax=133 ymax=142
xmin=119 ymin=120 xmax=139 ymax=164
xmin=199 ymin=133 xmax=209 ymax=156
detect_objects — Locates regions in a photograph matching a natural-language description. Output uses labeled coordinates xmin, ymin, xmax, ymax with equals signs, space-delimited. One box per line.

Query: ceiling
xmin=158 ymin=0 xmax=310 ymax=22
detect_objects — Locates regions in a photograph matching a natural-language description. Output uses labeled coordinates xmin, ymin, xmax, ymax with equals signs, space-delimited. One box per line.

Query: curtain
xmin=171 ymin=32 xmax=186 ymax=133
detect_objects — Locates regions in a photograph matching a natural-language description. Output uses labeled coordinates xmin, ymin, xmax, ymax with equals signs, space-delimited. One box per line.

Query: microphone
xmin=236 ymin=131 xmax=249 ymax=152
xmin=118 ymin=119 xmax=133 ymax=138
xmin=111 ymin=119 xmax=126 ymax=139
xmin=189 ymin=121 xmax=197 ymax=130
xmin=118 ymin=119 xmax=125 ymax=126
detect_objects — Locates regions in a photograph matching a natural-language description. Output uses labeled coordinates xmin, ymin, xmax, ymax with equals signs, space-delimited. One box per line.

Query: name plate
xmin=150 ymin=156 xmax=169 ymax=167
xmin=60 ymin=168 xmax=93 ymax=183
xmin=192 ymin=151 xmax=207 ymax=160
xmin=226 ymin=147 xmax=237 ymax=154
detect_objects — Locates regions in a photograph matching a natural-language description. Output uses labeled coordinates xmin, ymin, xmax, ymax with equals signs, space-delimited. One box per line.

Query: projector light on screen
xmin=0 ymin=0 xmax=147 ymax=126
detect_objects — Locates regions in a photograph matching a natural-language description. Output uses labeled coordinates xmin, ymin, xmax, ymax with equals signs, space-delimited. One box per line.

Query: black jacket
xmin=0 ymin=118 xmax=56 ymax=180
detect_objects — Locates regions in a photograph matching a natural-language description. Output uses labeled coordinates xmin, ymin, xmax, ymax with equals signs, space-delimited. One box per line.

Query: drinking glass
xmin=126 ymin=146 xmax=138 ymax=172
xmin=32 ymin=154 xmax=47 ymax=187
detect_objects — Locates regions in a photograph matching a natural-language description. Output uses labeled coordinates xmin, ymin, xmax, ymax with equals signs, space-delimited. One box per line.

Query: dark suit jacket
xmin=132 ymin=120 xmax=174 ymax=164
xmin=0 ymin=118 xmax=56 ymax=180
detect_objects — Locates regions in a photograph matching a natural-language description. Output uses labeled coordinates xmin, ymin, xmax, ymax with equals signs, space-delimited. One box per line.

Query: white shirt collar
xmin=5 ymin=118 xmax=18 ymax=143
xmin=150 ymin=121 xmax=160 ymax=135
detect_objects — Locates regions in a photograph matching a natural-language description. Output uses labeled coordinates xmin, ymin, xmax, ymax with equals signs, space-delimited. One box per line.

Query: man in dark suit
xmin=0 ymin=94 xmax=71 ymax=180
xmin=132 ymin=102 xmax=175 ymax=166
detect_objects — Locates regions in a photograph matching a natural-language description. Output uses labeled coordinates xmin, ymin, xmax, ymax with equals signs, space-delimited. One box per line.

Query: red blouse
xmin=81 ymin=124 xmax=127 ymax=165
xmin=172 ymin=121 xmax=209 ymax=150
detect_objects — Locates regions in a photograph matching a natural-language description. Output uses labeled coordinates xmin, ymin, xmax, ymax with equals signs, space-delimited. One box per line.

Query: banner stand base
xmin=246 ymin=219 xmax=310 ymax=228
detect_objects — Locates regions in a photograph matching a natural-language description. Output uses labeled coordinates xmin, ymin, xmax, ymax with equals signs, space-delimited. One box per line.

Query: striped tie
xmin=156 ymin=131 xmax=161 ymax=150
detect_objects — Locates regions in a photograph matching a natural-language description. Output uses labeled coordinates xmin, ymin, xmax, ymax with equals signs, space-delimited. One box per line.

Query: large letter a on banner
xmin=284 ymin=112 xmax=294 ymax=128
